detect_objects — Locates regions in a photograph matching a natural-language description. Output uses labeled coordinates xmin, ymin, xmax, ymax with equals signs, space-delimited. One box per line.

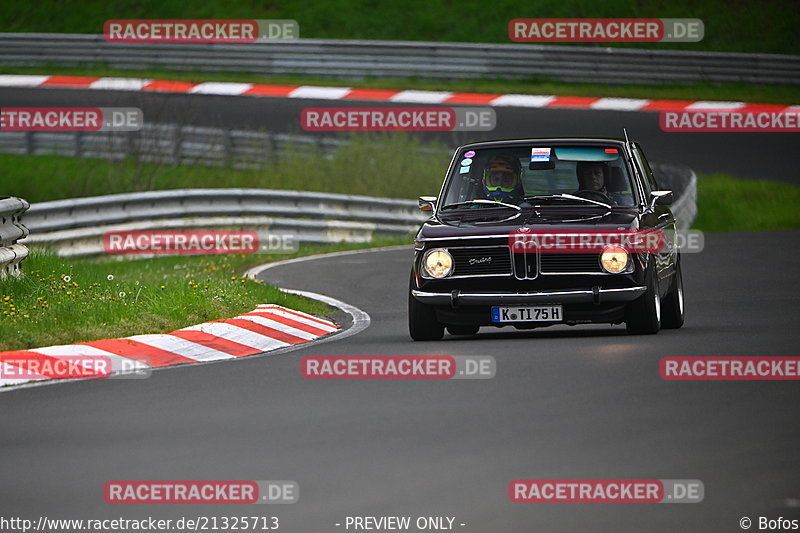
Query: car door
xmin=633 ymin=143 xmax=676 ymax=282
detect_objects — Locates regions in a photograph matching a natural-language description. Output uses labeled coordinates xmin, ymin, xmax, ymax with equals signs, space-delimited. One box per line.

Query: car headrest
xmin=607 ymin=166 xmax=628 ymax=193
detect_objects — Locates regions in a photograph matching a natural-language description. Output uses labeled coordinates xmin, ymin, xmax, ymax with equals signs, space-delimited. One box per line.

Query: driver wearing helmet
xmin=482 ymin=155 xmax=524 ymax=205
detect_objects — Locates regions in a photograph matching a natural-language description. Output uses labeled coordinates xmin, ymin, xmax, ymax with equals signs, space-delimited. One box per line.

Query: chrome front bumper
xmin=411 ymin=286 xmax=647 ymax=306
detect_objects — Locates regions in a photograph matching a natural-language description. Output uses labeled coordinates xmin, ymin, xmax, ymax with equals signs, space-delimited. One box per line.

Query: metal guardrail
xmin=21 ymin=164 xmax=696 ymax=257
xmin=0 ymin=196 xmax=30 ymax=278
xmin=0 ymin=125 xmax=349 ymax=169
xmin=653 ymin=163 xmax=697 ymax=231
xmin=1 ymin=33 xmax=798 ymax=85
xmin=22 ymin=189 xmax=427 ymax=256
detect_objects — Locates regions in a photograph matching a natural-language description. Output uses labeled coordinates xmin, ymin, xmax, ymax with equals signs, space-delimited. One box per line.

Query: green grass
xmin=1 ymin=0 xmax=799 ymax=54
xmin=0 ymin=134 xmax=454 ymax=203
xmin=694 ymin=173 xmax=800 ymax=232
xmin=3 ymin=65 xmax=799 ymax=106
xmin=0 ymin=239 xmax=407 ymax=352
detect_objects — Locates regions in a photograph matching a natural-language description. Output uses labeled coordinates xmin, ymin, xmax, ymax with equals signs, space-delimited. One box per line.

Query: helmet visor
xmin=485 ymin=170 xmax=518 ymax=191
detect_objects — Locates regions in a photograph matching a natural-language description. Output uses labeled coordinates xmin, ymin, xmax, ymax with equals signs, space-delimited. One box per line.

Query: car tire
xmin=408 ymin=284 xmax=444 ymax=341
xmin=625 ymin=260 xmax=661 ymax=335
xmin=446 ymin=325 xmax=480 ymax=336
xmin=660 ymin=256 xmax=685 ymax=329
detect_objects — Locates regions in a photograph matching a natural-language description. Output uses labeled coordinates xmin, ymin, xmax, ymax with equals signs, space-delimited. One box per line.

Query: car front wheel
xmin=625 ymin=260 xmax=661 ymax=335
xmin=660 ymin=256 xmax=685 ymax=329
xmin=408 ymin=282 xmax=444 ymax=341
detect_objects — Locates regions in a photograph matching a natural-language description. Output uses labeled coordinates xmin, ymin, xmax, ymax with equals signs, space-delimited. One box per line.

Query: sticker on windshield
xmin=460 ymin=158 xmax=473 ymax=166
xmin=464 ymin=150 xmax=476 ymax=158
xmin=459 ymin=166 xmax=470 ymax=174
xmin=531 ymin=147 xmax=551 ymax=162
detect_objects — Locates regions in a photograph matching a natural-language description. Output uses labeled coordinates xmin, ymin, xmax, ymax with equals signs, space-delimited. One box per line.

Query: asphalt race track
xmin=0 ymin=87 xmax=798 ymax=183
xmin=1 ymin=231 xmax=799 ymax=532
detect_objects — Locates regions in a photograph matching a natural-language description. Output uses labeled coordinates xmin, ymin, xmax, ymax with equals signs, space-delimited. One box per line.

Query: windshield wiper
xmin=441 ymin=199 xmax=522 ymax=212
xmin=524 ymin=193 xmax=612 ymax=209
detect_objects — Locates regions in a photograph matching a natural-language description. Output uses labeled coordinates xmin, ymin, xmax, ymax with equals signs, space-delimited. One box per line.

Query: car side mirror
xmin=418 ymin=196 xmax=437 ymax=211
xmin=650 ymin=190 xmax=673 ymax=207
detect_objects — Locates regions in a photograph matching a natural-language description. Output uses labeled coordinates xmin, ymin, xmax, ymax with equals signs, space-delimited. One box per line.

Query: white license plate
xmin=491 ymin=305 xmax=563 ymax=323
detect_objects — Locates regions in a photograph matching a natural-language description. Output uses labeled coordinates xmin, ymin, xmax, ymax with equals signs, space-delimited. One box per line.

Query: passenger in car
xmin=575 ymin=161 xmax=634 ymax=206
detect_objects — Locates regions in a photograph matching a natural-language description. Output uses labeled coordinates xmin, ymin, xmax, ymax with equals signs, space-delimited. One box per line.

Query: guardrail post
xmin=74 ymin=131 xmax=82 ymax=158
xmin=0 ymin=197 xmax=31 ymax=279
xmin=223 ymin=130 xmax=233 ymax=167
xmin=172 ymin=125 xmax=181 ymax=166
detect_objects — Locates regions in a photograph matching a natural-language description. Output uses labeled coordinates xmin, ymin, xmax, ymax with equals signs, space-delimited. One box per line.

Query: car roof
xmin=458 ymin=138 xmax=628 ymax=150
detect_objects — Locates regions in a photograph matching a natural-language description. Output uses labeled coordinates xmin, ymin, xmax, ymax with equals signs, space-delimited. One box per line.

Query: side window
xmin=635 ymin=144 xmax=658 ymax=192
xmin=625 ymin=148 xmax=649 ymax=202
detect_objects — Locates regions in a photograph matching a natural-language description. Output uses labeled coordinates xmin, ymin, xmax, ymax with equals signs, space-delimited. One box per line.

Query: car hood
xmin=419 ymin=208 xmax=640 ymax=239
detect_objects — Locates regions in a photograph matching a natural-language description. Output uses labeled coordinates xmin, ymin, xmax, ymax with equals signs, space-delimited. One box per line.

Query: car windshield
xmin=440 ymin=145 xmax=637 ymax=210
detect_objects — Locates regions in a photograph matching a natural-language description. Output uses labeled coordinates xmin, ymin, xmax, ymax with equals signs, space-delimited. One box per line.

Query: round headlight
xmin=423 ymin=249 xmax=453 ymax=278
xmin=600 ymin=246 xmax=629 ymax=273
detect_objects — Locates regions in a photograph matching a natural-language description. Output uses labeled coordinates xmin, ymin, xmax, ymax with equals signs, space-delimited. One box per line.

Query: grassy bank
xmin=0 ymin=135 xmax=454 ymax=203
xmin=0 ymin=240 xmax=406 ymax=352
xmin=693 ymin=174 xmax=800 ymax=232
xmin=2 ymin=0 xmax=798 ymax=54
xmin=3 ymin=66 xmax=799 ymax=106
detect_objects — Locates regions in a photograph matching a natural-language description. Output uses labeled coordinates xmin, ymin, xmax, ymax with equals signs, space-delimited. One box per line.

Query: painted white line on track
xmin=244 ymin=244 xmax=411 ymax=279
xmin=490 ymin=94 xmax=555 ymax=107
xmin=234 ymin=315 xmax=319 ymax=340
xmin=125 ymin=334 xmax=236 ymax=362
xmin=686 ymin=101 xmax=746 ymax=109
xmin=250 ymin=307 xmax=339 ymax=332
xmin=390 ymin=90 xmax=454 ymax=103
xmin=89 ymin=77 xmax=152 ymax=91
xmin=180 ymin=322 xmax=290 ymax=351
xmin=189 ymin=82 xmax=253 ymax=95
xmin=0 ymin=75 xmax=49 ymax=87
xmin=289 ymin=86 xmax=352 ymax=99
xmin=591 ymin=98 xmax=650 ymax=111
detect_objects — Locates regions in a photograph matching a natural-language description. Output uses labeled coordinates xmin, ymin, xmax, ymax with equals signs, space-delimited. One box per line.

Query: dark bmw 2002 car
xmin=408 ymin=136 xmax=685 ymax=340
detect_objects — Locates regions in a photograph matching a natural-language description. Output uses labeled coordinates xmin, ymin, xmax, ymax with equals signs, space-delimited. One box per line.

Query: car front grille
xmin=512 ymin=247 xmax=538 ymax=279
xmin=449 ymin=246 xmax=512 ymax=276
xmin=540 ymin=253 xmax=602 ymax=273
xmin=437 ymin=246 xmax=604 ymax=277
